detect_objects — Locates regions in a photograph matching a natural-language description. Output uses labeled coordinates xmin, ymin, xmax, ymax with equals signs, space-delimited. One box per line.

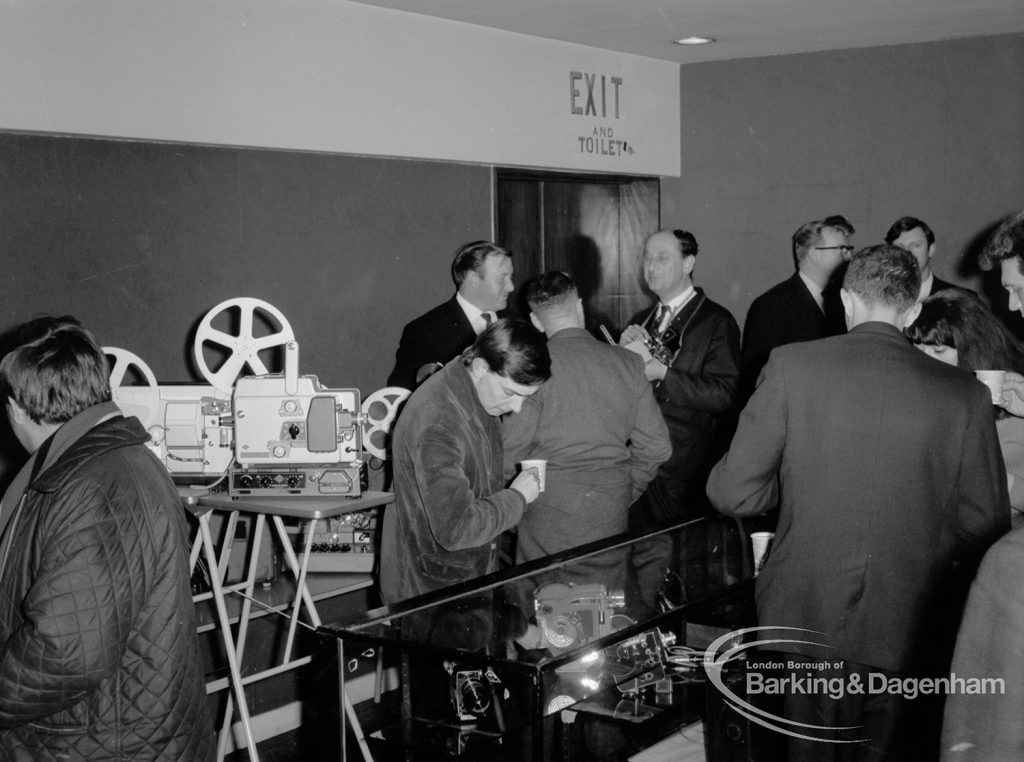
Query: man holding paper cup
xmin=380 ymin=319 xmax=551 ymax=604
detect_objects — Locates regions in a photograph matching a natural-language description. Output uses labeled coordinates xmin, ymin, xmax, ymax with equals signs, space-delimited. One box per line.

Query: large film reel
xmin=360 ymin=386 xmax=411 ymax=461
xmin=193 ymin=297 xmax=295 ymax=395
xmin=104 ymin=346 xmax=162 ymax=433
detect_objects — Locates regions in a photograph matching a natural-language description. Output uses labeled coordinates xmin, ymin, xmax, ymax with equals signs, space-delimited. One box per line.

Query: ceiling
xmin=349 ymin=0 xmax=1024 ymax=63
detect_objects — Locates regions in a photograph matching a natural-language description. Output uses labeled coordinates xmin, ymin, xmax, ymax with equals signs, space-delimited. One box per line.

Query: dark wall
xmin=663 ymin=32 xmax=1024 ymax=330
xmin=0 ymin=133 xmax=493 ymax=394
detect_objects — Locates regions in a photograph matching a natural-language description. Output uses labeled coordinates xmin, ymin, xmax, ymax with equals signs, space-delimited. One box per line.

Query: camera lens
xmin=460 ymin=676 xmax=490 ymax=715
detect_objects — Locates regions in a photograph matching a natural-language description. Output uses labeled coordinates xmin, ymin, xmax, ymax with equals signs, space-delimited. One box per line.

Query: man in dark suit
xmin=708 ymin=245 xmax=1009 ymax=760
xmin=885 ymin=215 xmax=960 ymax=300
xmin=619 ymin=228 xmax=741 ymax=525
xmin=740 ymin=214 xmax=854 ymax=398
xmin=503 ymin=271 xmax=671 ymax=578
xmin=387 ymin=240 xmax=514 ymax=390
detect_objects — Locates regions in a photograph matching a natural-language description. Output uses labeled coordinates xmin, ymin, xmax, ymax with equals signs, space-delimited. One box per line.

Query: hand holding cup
xmin=751 ymin=532 xmax=775 ymax=576
xmin=975 ymin=370 xmax=1007 ymax=405
xmin=511 ymin=459 xmax=546 ymax=503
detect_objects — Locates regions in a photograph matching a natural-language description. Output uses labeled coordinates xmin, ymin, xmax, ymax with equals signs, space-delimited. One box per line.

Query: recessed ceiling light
xmin=674 ymin=36 xmax=715 ymax=45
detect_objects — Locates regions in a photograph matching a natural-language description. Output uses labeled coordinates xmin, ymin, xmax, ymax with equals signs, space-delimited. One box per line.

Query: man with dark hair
xmin=503 ymin=271 xmax=670 ymax=570
xmin=387 ymin=240 xmax=514 ymax=389
xmin=0 ymin=316 xmax=214 ymax=760
xmin=740 ymin=214 xmax=854 ymax=398
xmin=885 ymin=215 xmax=960 ymax=299
xmin=380 ymin=318 xmax=551 ymax=603
xmin=618 ymin=228 xmax=741 ymax=524
xmin=708 ymin=246 xmax=1008 ymax=760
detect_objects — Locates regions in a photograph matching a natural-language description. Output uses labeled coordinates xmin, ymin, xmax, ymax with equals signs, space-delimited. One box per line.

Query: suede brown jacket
xmin=379 ymin=360 xmax=526 ymax=605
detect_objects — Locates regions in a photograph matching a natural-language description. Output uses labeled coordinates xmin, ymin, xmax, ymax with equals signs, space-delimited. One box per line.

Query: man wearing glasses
xmin=740 ymin=214 xmax=855 ymax=399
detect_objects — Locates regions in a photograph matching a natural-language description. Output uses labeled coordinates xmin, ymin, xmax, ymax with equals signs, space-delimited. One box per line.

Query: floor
xmin=226 ymin=716 xmax=707 ymax=761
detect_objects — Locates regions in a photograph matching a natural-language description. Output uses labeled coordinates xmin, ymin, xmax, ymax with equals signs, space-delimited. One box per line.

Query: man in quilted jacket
xmin=0 ymin=316 xmax=214 ymax=761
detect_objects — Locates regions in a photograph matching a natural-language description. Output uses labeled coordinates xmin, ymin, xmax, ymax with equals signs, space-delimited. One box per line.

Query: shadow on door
xmin=495 ymin=170 xmax=659 ymax=338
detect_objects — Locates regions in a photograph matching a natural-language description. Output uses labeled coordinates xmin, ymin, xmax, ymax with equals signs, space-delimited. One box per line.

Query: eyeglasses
xmin=814 ymin=245 xmax=855 ymax=254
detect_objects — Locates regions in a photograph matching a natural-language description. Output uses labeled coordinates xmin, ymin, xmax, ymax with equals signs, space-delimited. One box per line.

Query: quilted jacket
xmin=0 ymin=414 xmax=214 ymax=761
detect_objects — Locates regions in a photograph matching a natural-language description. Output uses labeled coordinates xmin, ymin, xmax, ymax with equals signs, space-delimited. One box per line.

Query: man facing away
xmin=885 ymin=215 xmax=961 ymax=301
xmin=740 ymin=214 xmax=854 ymax=398
xmin=380 ymin=318 xmax=551 ymax=605
xmin=708 ymin=245 xmax=1008 ymax=760
xmin=502 ymin=272 xmax=671 ymax=585
xmin=618 ymin=229 xmax=741 ymax=525
xmin=0 ymin=316 xmax=214 ymax=760
xmin=387 ymin=240 xmax=515 ymax=390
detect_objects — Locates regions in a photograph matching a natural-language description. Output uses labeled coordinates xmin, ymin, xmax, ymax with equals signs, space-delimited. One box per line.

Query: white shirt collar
xmin=917 ymin=273 xmax=934 ymax=302
xmin=456 ymin=292 xmax=492 ymax=334
xmin=661 ymin=285 xmax=696 ymax=313
xmin=798 ymin=271 xmax=825 ymax=312
xmin=654 ymin=285 xmax=696 ymax=331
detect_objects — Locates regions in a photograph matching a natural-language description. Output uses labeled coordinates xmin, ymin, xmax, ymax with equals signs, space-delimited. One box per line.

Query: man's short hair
xmin=461 ymin=317 xmax=551 ymax=386
xmin=524 ymin=271 xmax=577 ymax=313
xmin=885 ymin=216 xmax=935 ymax=246
xmin=979 ymin=210 xmax=1024 ymax=274
xmin=451 ymin=241 xmax=510 ymax=286
xmin=0 ymin=316 xmax=111 ymax=425
xmin=668 ymin=229 xmax=699 ymax=258
xmin=792 ymin=215 xmax=856 ymax=261
xmin=842 ymin=245 xmax=919 ymax=313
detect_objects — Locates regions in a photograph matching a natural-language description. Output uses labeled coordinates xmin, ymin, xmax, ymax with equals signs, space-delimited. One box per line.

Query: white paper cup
xmin=975 ymin=370 xmax=1006 ymax=404
xmin=751 ymin=532 xmax=775 ymax=576
xmin=520 ymin=459 xmax=547 ymax=492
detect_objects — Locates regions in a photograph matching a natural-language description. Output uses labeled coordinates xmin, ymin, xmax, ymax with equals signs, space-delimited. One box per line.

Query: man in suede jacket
xmin=380 ymin=318 xmax=550 ymax=605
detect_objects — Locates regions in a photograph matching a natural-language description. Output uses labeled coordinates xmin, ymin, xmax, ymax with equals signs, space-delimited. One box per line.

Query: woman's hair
xmin=905 ymin=289 xmax=1024 ymax=373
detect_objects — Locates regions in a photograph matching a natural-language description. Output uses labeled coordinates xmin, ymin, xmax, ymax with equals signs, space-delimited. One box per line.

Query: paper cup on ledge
xmin=975 ymin=370 xmax=1006 ymax=404
xmin=520 ymin=459 xmax=547 ymax=492
xmin=751 ymin=532 xmax=775 ymax=576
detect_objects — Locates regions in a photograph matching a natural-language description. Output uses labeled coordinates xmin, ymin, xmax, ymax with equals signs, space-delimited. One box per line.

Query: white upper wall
xmin=0 ymin=0 xmax=680 ymax=176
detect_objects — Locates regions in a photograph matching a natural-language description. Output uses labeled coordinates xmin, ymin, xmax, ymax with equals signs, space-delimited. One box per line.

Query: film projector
xmin=105 ymin=297 xmax=409 ymax=573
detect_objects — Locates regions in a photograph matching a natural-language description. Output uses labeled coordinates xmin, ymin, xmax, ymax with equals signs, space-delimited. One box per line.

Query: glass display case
xmin=318 ymin=515 xmax=758 ymax=761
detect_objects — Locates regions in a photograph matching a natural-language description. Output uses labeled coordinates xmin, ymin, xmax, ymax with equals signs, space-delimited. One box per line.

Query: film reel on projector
xmin=359 ymin=386 xmax=411 ymax=461
xmin=104 ymin=346 xmax=162 ymax=433
xmin=193 ymin=297 xmax=296 ymax=395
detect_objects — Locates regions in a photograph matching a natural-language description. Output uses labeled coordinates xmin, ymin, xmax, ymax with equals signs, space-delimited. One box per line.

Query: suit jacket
xmin=707 ymin=322 xmax=1009 ymax=673
xmin=927 ymin=275 xmax=957 ymax=297
xmin=502 ymin=327 xmax=671 ymax=562
xmin=741 ymin=272 xmax=845 ymax=398
xmin=632 ymin=288 xmax=741 ymax=488
xmin=387 ymin=296 xmax=478 ymax=390
xmin=379 ymin=360 xmax=526 ymax=604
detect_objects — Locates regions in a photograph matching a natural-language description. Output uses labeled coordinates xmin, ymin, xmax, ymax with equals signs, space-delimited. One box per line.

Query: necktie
xmin=482 ymin=312 xmax=494 ymax=330
xmin=655 ymin=304 xmax=670 ymax=333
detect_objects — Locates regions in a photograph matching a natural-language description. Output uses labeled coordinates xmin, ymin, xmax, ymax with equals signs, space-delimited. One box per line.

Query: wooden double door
xmin=495 ymin=170 xmax=659 ymax=337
